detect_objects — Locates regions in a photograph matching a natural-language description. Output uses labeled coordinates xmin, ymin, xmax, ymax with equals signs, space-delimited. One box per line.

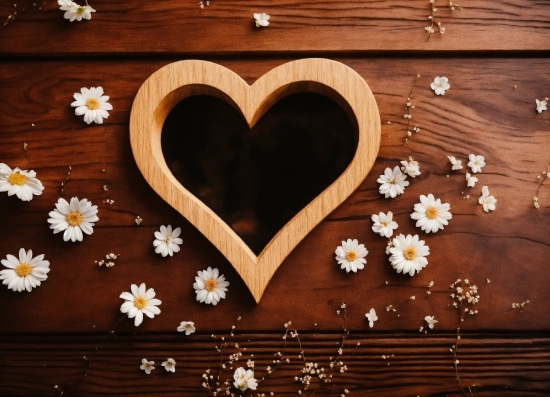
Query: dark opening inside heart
xmin=161 ymin=92 xmax=356 ymax=255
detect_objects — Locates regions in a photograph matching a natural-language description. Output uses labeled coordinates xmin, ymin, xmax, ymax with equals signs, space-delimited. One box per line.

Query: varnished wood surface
xmin=0 ymin=56 xmax=548 ymax=334
xmin=1 ymin=0 xmax=550 ymax=55
xmin=1 ymin=332 xmax=549 ymax=396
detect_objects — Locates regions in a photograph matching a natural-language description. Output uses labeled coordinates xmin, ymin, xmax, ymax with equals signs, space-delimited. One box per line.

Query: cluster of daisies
xmin=447 ymin=154 xmax=497 ymax=212
xmin=337 ymin=148 xmax=494 ymax=279
xmin=118 ymin=268 xmax=229 ymax=327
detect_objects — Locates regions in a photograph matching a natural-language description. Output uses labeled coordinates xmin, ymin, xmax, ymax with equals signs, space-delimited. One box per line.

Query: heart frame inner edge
xmin=129 ymin=58 xmax=381 ymax=303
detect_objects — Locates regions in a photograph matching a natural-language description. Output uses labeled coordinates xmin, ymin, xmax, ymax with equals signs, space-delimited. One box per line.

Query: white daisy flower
xmin=400 ymin=157 xmax=421 ymax=178
xmin=447 ymin=156 xmax=463 ymax=170
xmin=335 ymin=239 xmax=368 ymax=273
xmin=425 ymin=315 xmax=438 ymax=329
xmin=120 ymin=283 xmax=162 ymax=327
xmin=233 ymin=367 xmax=258 ymax=391
xmin=365 ymin=308 xmax=378 ymax=328
xmin=140 ymin=358 xmax=155 ymax=374
xmin=465 ymin=172 xmax=478 ymax=187
xmin=536 ymin=98 xmax=547 ymax=113
xmin=193 ymin=267 xmax=230 ymax=305
xmin=253 ymin=12 xmax=270 ymax=27
xmin=410 ymin=194 xmax=452 ymax=233
xmin=161 ymin=358 xmax=176 ymax=373
xmin=371 ymin=211 xmax=398 ymax=238
xmin=478 ymin=185 xmax=497 ymax=212
xmin=0 ymin=248 xmax=50 ymax=292
xmin=153 ymin=225 xmax=183 ymax=257
xmin=47 ymin=197 xmax=99 ymax=242
xmin=0 ymin=163 xmax=44 ymax=201
xmin=177 ymin=321 xmax=196 ymax=335
xmin=58 ymin=0 xmax=95 ymax=22
xmin=389 ymin=234 xmax=430 ymax=277
xmin=377 ymin=166 xmax=409 ymax=198
xmin=467 ymin=154 xmax=485 ymax=173
xmin=430 ymin=76 xmax=450 ymax=95
xmin=71 ymin=86 xmax=112 ymax=124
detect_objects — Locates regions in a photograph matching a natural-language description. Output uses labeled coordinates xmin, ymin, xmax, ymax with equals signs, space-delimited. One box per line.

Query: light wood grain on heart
xmin=130 ymin=59 xmax=380 ymax=302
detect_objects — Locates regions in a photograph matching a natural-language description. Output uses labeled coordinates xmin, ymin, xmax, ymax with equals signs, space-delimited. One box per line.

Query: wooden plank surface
xmin=1 ymin=332 xmax=549 ymax=396
xmin=1 ymin=56 xmax=548 ymax=337
xmin=1 ymin=0 xmax=550 ymax=55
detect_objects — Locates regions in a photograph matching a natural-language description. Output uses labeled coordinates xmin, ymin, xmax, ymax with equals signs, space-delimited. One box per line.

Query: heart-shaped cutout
xmin=160 ymin=92 xmax=356 ymax=255
xmin=130 ymin=59 xmax=380 ymax=303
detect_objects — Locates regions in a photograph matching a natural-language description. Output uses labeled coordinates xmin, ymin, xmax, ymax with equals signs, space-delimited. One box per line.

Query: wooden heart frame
xmin=130 ymin=59 xmax=380 ymax=303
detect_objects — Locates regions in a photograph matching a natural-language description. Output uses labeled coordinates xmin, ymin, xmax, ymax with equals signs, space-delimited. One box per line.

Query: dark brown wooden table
xmin=1 ymin=1 xmax=549 ymax=396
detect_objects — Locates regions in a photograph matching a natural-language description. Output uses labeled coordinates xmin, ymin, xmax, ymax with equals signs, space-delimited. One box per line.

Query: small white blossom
xmin=447 ymin=156 xmax=463 ymax=170
xmin=536 ymin=99 xmax=547 ymax=113
xmin=58 ymin=0 xmax=95 ymax=22
xmin=478 ymin=186 xmax=496 ymax=212
xmin=425 ymin=315 xmax=438 ymax=329
xmin=253 ymin=13 xmax=270 ymax=27
xmin=335 ymin=239 xmax=368 ymax=273
xmin=162 ymin=358 xmax=176 ymax=373
xmin=194 ymin=267 xmax=230 ymax=305
xmin=465 ymin=172 xmax=478 ymax=187
xmin=153 ymin=225 xmax=183 ymax=257
xmin=0 ymin=163 xmax=44 ymax=201
xmin=177 ymin=321 xmax=196 ymax=335
xmin=371 ymin=211 xmax=398 ymax=238
xmin=400 ymin=158 xmax=421 ymax=178
xmin=47 ymin=197 xmax=99 ymax=242
xmin=71 ymin=86 xmax=112 ymax=124
xmin=430 ymin=76 xmax=450 ymax=95
xmin=233 ymin=367 xmax=257 ymax=391
xmin=140 ymin=358 xmax=155 ymax=374
xmin=0 ymin=248 xmax=50 ymax=292
xmin=410 ymin=194 xmax=452 ymax=233
xmin=365 ymin=308 xmax=378 ymax=328
xmin=120 ymin=283 xmax=162 ymax=326
xmin=377 ymin=166 xmax=409 ymax=198
xmin=467 ymin=154 xmax=485 ymax=173
xmin=389 ymin=234 xmax=430 ymax=277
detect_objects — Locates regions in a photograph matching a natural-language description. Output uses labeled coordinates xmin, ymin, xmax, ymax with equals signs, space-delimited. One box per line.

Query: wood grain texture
xmin=0 ymin=56 xmax=548 ymax=333
xmin=0 ymin=0 xmax=550 ymax=55
xmin=1 ymin=56 xmax=549 ymax=396
xmin=0 ymin=332 xmax=549 ymax=396
xmin=130 ymin=58 xmax=380 ymax=303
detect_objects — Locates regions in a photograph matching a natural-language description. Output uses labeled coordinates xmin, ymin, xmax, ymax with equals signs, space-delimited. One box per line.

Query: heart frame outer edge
xmin=129 ymin=58 xmax=381 ymax=303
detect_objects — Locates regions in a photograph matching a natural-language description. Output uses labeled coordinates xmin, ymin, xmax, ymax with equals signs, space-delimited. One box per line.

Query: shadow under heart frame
xmin=129 ymin=58 xmax=381 ymax=303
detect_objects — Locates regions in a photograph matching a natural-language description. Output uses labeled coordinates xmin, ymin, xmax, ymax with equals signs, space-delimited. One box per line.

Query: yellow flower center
xmin=77 ymin=6 xmax=86 ymax=14
xmin=403 ymin=247 xmax=417 ymax=261
xmin=66 ymin=211 xmax=82 ymax=226
xmin=15 ymin=263 xmax=32 ymax=277
xmin=8 ymin=172 xmax=27 ymax=186
xmin=205 ymin=278 xmax=218 ymax=292
xmin=426 ymin=206 xmax=438 ymax=219
xmin=86 ymin=98 xmax=100 ymax=110
xmin=134 ymin=296 xmax=147 ymax=309
xmin=345 ymin=251 xmax=358 ymax=262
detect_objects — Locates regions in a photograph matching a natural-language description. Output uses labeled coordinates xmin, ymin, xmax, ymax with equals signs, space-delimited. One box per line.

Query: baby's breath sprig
xmin=511 ymin=300 xmax=530 ymax=310
xmin=198 ymin=0 xmax=210 ymax=8
xmin=203 ymin=319 xmax=243 ymax=396
xmin=1 ymin=1 xmax=43 ymax=30
xmin=403 ymin=75 xmax=421 ymax=145
xmin=95 ymin=253 xmax=120 ymax=268
xmin=425 ymin=0 xmax=462 ymax=38
xmin=449 ymin=279 xmax=479 ymax=397
xmin=533 ymin=163 xmax=550 ymax=209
